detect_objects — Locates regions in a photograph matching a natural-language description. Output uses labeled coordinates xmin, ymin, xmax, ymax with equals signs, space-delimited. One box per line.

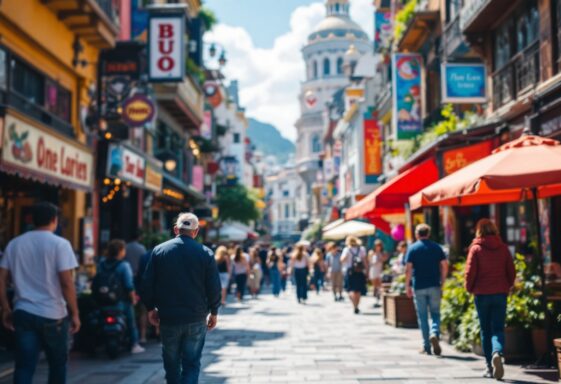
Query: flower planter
xmin=383 ymin=293 xmax=418 ymax=328
xmin=472 ymin=328 xmax=532 ymax=362
xmin=532 ymin=328 xmax=547 ymax=361
xmin=554 ymin=339 xmax=561 ymax=379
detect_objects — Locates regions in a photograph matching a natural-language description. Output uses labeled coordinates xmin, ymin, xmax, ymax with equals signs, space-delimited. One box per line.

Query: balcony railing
xmin=443 ymin=15 xmax=465 ymax=57
xmin=492 ymin=42 xmax=540 ymax=109
xmin=95 ymin=0 xmax=120 ymax=27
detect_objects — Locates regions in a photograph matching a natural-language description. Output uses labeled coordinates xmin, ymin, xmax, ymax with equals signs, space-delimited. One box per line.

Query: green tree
xmin=216 ymin=184 xmax=260 ymax=225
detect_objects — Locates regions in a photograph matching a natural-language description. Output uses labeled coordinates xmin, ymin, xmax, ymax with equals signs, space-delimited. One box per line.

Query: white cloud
xmin=205 ymin=1 xmax=373 ymax=142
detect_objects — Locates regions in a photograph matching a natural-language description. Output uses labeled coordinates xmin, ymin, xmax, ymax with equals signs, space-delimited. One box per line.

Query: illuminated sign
xmin=122 ymin=94 xmax=155 ymax=127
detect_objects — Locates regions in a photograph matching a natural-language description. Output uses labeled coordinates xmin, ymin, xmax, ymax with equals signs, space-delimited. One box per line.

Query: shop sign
xmin=131 ymin=0 xmax=149 ymax=42
xmin=364 ymin=117 xmax=382 ymax=183
xmin=374 ymin=11 xmax=392 ymax=52
xmin=442 ymin=141 xmax=493 ymax=175
xmin=145 ymin=163 xmax=163 ymax=192
xmin=100 ymin=42 xmax=143 ymax=79
xmin=203 ymin=81 xmax=223 ymax=108
xmin=442 ymin=63 xmax=486 ymax=103
xmin=163 ymin=187 xmax=184 ymax=201
xmin=122 ymin=94 xmax=155 ymax=127
xmin=392 ymin=53 xmax=423 ymax=140
xmin=192 ymin=165 xmax=204 ymax=192
xmin=106 ymin=144 xmax=146 ymax=187
xmin=1 ymin=114 xmax=93 ymax=190
xmin=149 ymin=13 xmax=185 ymax=82
xmin=201 ymin=110 xmax=212 ymax=140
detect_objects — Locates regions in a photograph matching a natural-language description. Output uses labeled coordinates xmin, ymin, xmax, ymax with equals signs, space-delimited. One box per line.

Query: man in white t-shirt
xmin=0 ymin=202 xmax=80 ymax=384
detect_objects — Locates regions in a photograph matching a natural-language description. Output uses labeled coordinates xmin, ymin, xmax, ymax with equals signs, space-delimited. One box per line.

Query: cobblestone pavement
xmin=1 ymin=287 xmax=558 ymax=383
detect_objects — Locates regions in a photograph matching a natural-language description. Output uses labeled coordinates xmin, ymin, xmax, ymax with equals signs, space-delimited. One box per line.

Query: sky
xmin=203 ymin=0 xmax=374 ymax=141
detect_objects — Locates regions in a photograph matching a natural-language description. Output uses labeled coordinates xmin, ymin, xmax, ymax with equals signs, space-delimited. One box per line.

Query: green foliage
xmin=394 ymin=0 xmax=418 ymax=43
xmin=389 ymin=274 xmax=407 ymax=295
xmin=216 ymin=184 xmax=260 ymax=225
xmin=193 ymin=136 xmax=219 ymax=153
xmin=199 ymin=7 xmax=218 ymax=31
xmin=304 ymin=221 xmax=323 ymax=242
xmin=186 ymin=58 xmax=206 ymax=85
xmin=441 ymin=254 xmax=546 ymax=352
xmin=140 ymin=230 xmax=170 ymax=249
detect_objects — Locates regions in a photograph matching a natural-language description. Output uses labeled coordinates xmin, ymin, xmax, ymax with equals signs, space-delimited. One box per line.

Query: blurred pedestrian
xmin=310 ymin=248 xmax=326 ymax=294
xmin=290 ymin=244 xmax=310 ymax=304
xmin=0 ymin=202 xmax=80 ymax=384
xmin=341 ymin=236 xmax=368 ymax=314
xmin=465 ymin=219 xmax=515 ymax=380
xmin=268 ymin=248 xmax=282 ymax=297
xmin=125 ymin=228 xmax=146 ymax=278
xmin=391 ymin=241 xmax=407 ymax=276
xmin=142 ymin=213 xmax=221 ymax=384
xmin=405 ymin=224 xmax=448 ymax=356
xmin=248 ymin=248 xmax=263 ymax=299
xmin=369 ymin=239 xmax=388 ymax=307
xmin=326 ymin=242 xmax=343 ymax=301
xmin=280 ymin=247 xmax=291 ymax=292
xmin=96 ymin=239 xmax=144 ymax=354
xmin=232 ymin=246 xmax=250 ymax=302
xmin=258 ymin=243 xmax=270 ymax=287
xmin=215 ymin=246 xmax=231 ymax=306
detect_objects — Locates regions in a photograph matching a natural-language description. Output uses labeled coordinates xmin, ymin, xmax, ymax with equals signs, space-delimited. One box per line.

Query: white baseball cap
xmin=176 ymin=212 xmax=199 ymax=231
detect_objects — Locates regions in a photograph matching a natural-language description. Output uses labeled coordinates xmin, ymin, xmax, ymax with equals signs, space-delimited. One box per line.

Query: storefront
xmin=0 ymin=111 xmax=94 ymax=255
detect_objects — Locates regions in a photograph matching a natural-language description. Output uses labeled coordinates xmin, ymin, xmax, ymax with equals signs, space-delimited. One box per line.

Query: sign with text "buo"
xmin=149 ymin=13 xmax=185 ymax=82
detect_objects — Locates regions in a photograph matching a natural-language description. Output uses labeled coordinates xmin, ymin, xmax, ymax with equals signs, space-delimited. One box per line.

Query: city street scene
xmin=1 ymin=0 xmax=561 ymax=383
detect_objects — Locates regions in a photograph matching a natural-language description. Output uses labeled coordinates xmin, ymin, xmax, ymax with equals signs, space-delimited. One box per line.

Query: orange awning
xmin=410 ymin=135 xmax=561 ymax=210
xmin=346 ymin=158 xmax=439 ymax=220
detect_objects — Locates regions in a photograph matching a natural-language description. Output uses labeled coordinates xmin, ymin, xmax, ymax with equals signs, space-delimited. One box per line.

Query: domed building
xmin=295 ymin=0 xmax=371 ymax=222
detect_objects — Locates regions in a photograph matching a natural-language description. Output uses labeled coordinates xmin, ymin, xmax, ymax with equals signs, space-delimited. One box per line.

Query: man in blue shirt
xmin=142 ymin=213 xmax=221 ymax=384
xmin=405 ymin=224 xmax=448 ymax=356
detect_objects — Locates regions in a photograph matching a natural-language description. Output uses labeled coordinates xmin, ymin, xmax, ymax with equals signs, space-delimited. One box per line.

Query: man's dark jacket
xmin=141 ymin=235 xmax=221 ymax=325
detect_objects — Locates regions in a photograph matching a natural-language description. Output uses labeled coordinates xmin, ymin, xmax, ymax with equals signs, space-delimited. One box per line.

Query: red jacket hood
xmin=471 ymin=235 xmax=504 ymax=250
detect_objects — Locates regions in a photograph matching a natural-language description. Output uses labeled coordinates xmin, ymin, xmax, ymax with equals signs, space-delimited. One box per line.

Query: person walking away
xmin=248 ymin=248 xmax=263 ymax=299
xmin=258 ymin=244 xmax=270 ymax=287
xmin=268 ymin=248 xmax=282 ymax=297
xmin=289 ymin=245 xmax=310 ymax=304
xmin=280 ymin=247 xmax=290 ymax=292
xmin=390 ymin=241 xmax=407 ymax=276
xmin=369 ymin=239 xmax=388 ymax=307
xmin=232 ymin=246 xmax=250 ymax=302
xmin=0 ymin=202 xmax=80 ymax=384
xmin=405 ymin=224 xmax=448 ymax=356
xmin=142 ymin=213 xmax=221 ymax=384
xmin=310 ymin=248 xmax=327 ymax=294
xmin=214 ymin=246 xmax=231 ymax=306
xmin=125 ymin=229 xmax=147 ymax=279
xmin=325 ymin=242 xmax=344 ymax=301
xmin=341 ymin=236 xmax=368 ymax=314
xmin=94 ymin=239 xmax=145 ymax=354
xmin=465 ymin=219 xmax=515 ymax=380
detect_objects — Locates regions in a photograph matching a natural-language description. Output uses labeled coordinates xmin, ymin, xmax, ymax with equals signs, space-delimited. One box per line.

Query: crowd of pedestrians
xmin=0 ymin=201 xmax=520 ymax=383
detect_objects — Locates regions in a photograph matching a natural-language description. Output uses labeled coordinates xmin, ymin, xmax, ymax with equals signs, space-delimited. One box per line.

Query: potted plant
xmin=383 ymin=274 xmax=418 ymax=328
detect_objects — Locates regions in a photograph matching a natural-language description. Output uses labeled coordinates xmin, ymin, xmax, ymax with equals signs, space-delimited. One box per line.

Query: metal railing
xmin=492 ymin=41 xmax=540 ymax=109
xmin=443 ymin=15 xmax=463 ymax=57
xmin=94 ymin=0 xmax=120 ymax=27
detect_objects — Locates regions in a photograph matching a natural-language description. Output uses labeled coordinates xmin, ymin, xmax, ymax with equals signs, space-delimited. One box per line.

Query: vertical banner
xmin=148 ymin=12 xmax=185 ymax=82
xmin=201 ymin=110 xmax=213 ymax=140
xmin=374 ymin=11 xmax=392 ymax=52
xmin=131 ymin=0 xmax=148 ymax=41
xmin=392 ymin=53 xmax=423 ymax=140
xmin=363 ymin=116 xmax=382 ymax=184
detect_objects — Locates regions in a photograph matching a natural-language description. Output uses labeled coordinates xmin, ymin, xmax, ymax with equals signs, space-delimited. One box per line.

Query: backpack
xmin=350 ymin=248 xmax=365 ymax=275
xmin=91 ymin=261 xmax=125 ymax=305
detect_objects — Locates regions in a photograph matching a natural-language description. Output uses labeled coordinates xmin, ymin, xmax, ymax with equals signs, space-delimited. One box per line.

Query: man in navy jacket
xmin=142 ymin=213 xmax=221 ymax=384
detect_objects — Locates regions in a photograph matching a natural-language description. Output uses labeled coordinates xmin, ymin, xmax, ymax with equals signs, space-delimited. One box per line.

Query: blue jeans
xmin=160 ymin=321 xmax=207 ymax=384
xmin=117 ymin=301 xmax=139 ymax=346
xmin=474 ymin=294 xmax=507 ymax=366
xmin=235 ymin=273 xmax=247 ymax=300
xmin=270 ymin=268 xmax=281 ymax=296
xmin=13 ymin=310 xmax=69 ymax=384
xmin=294 ymin=268 xmax=308 ymax=301
xmin=313 ymin=270 xmax=324 ymax=293
xmin=413 ymin=287 xmax=441 ymax=351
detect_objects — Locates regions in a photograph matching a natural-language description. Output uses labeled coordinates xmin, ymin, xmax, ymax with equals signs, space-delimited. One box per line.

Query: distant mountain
xmin=247 ymin=118 xmax=295 ymax=164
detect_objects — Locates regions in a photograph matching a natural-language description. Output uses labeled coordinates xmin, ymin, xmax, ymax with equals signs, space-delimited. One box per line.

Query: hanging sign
xmin=442 ymin=63 xmax=486 ymax=103
xmin=1 ymin=114 xmax=93 ymax=190
xmin=374 ymin=11 xmax=392 ymax=52
xmin=122 ymin=94 xmax=155 ymax=127
xmin=106 ymin=144 xmax=146 ymax=187
xmin=392 ymin=53 xmax=423 ymax=140
xmin=149 ymin=13 xmax=185 ymax=82
xmin=363 ymin=117 xmax=382 ymax=183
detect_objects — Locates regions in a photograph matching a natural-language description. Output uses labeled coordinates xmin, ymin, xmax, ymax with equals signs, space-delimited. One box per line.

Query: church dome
xmin=308 ymin=1 xmax=369 ymax=42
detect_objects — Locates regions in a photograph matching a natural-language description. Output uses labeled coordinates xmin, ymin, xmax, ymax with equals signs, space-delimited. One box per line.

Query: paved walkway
xmin=1 ymin=287 xmax=558 ymax=383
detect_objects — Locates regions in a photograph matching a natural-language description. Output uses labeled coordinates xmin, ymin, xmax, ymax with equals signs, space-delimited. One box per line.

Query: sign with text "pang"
xmin=149 ymin=13 xmax=185 ymax=82
xmin=442 ymin=63 xmax=486 ymax=103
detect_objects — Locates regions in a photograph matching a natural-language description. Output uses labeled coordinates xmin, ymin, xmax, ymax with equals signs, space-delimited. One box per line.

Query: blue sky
xmin=203 ymin=0 xmax=373 ymax=141
xmin=204 ymin=0 xmax=318 ymax=48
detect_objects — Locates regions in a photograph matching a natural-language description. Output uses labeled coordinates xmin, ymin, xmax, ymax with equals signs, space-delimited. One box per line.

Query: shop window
xmin=0 ymin=48 xmax=6 ymax=90
xmin=337 ymin=57 xmax=344 ymax=75
xmin=11 ymin=58 xmax=44 ymax=105
xmin=494 ymin=22 xmax=512 ymax=70
xmin=45 ymin=79 xmax=71 ymax=122
xmin=323 ymin=58 xmax=331 ymax=77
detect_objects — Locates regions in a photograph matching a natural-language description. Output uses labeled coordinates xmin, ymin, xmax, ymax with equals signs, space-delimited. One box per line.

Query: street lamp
xmin=204 ymin=41 xmax=227 ymax=68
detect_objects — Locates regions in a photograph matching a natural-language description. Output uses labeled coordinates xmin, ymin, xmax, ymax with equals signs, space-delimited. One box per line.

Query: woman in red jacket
xmin=465 ymin=219 xmax=515 ymax=380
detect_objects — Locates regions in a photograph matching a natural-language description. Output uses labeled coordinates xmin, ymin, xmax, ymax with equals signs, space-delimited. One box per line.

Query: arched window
xmin=323 ymin=58 xmax=331 ymax=77
xmin=337 ymin=57 xmax=344 ymax=75
xmin=313 ymin=60 xmax=318 ymax=79
xmin=311 ymin=134 xmax=321 ymax=153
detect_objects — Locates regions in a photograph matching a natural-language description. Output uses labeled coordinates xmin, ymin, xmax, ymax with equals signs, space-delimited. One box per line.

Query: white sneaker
xmin=131 ymin=344 xmax=145 ymax=354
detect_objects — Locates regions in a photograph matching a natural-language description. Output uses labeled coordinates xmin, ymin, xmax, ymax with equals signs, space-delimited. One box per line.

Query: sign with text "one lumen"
xmin=149 ymin=13 xmax=185 ymax=82
xmin=442 ymin=63 xmax=486 ymax=103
